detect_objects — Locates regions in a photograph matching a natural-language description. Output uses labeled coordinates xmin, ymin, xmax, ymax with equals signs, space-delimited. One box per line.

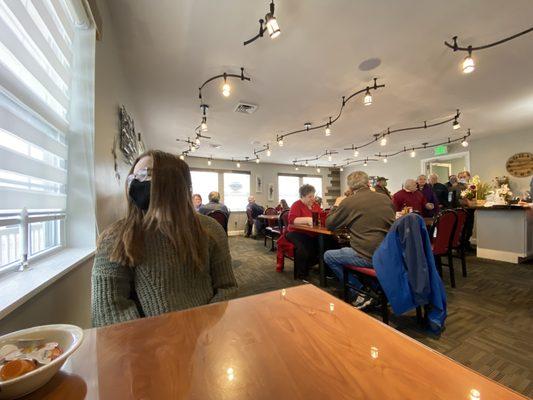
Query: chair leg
xmin=461 ymin=248 xmax=467 ymax=277
xmin=448 ymin=253 xmax=456 ymax=288
xmin=380 ymin=292 xmax=389 ymax=325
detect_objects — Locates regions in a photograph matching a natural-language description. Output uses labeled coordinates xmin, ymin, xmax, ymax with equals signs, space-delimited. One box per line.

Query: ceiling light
xmin=328 ymin=155 xmax=332 ymax=162
xmin=410 ymin=149 xmax=416 ymax=158
xmin=461 ymin=138 xmax=469 ymax=147
xmin=363 ymin=89 xmax=372 ymax=106
xmin=462 ymin=53 xmax=475 ymax=74
xmin=200 ymin=118 xmax=208 ymax=132
xmin=266 ymin=149 xmax=271 ymax=157
xmin=278 ymin=139 xmax=283 ymax=147
xmin=179 ymin=154 xmax=185 ymax=160
xmin=222 ymin=77 xmax=231 ymax=97
xmin=207 ymin=159 xmax=212 ymax=166
xmin=353 ymin=149 xmax=359 ymax=157
xmin=255 ymin=157 xmax=260 ymax=164
xmin=265 ymin=14 xmax=280 ymax=39
xmin=325 ymin=125 xmax=331 ymax=136
xmin=236 ymin=161 xmax=241 ymax=168
xmin=453 ymin=118 xmax=460 ymax=130
xmin=340 ymin=167 xmax=344 ymax=172
xmin=190 ymin=146 xmax=196 ymax=153
xmin=363 ymin=160 xmax=368 ymax=167
xmin=295 ymin=166 xmax=299 ymax=171
xmin=383 ymin=157 xmax=388 ymax=163
xmin=380 ymin=136 xmax=387 ymax=146
xmin=195 ymin=137 xmax=201 ymax=145
xmin=316 ymin=167 xmax=321 ymax=173
xmin=305 ymin=160 xmax=309 ymax=167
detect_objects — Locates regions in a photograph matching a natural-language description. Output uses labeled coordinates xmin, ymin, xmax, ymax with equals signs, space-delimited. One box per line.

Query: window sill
xmin=0 ymin=248 xmax=95 ymax=320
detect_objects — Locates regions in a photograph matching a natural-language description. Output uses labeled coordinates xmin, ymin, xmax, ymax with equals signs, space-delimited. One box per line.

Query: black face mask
xmin=129 ymin=179 xmax=151 ymax=211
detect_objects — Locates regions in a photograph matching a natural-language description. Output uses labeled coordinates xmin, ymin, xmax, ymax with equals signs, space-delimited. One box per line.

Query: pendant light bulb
xmin=353 ymin=149 xmax=359 ymax=157
xmin=266 ymin=149 xmax=271 ymax=157
xmin=410 ymin=150 xmax=416 ymax=158
xmin=255 ymin=158 xmax=260 ymax=164
xmin=383 ymin=157 xmax=388 ymax=163
xmin=328 ymin=155 xmax=332 ymax=162
xmin=222 ymin=77 xmax=230 ymax=97
xmin=236 ymin=162 xmax=241 ymax=168
xmin=340 ymin=167 xmax=344 ymax=172
xmin=316 ymin=167 xmax=321 ymax=173
xmin=453 ymin=118 xmax=460 ymax=130
xmin=305 ymin=160 xmax=309 ymax=167
xmin=265 ymin=15 xmax=280 ymax=39
xmin=191 ymin=146 xmax=196 ymax=153
xmin=278 ymin=139 xmax=284 ymax=147
xmin=179 ymin=154 xmax=185 ymax=160
xmin=325 ymin=125 xmax=331 ymax=136
xmin=207 ymin=159 xmax=212 ymax=166
xmin=363 ymin=89 xmax=372 ymax=106
xmin=195 ymin=137 xmax=201 ymax=145
xmin=201 ymin=118 xmax=208 ymax=132
xmin=295 ymin=166 xmax=299 ymax=171
xmin=380 ymin=136 xmax=387 ymax=146
xmin=363 ymin=160 xmax=368 ymax=167
xmin=461 ymin=138 xmax=469 ymax=147
xmin=462 ymin=53 xmax=475 ymax=74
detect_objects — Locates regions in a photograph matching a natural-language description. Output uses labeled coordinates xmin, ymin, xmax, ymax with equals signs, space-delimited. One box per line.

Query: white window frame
xmin=0 ymin=209 xmax=65 ymax=275
xmin=278 ymin=173 xmax=324 ymax=201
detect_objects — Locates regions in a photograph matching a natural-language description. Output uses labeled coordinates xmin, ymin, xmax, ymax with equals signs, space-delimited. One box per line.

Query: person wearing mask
xmin=457 ymin=170 xmax=475 ymax=251
xmin=199 ymin=191 xmax=230 ymax=218
xmin=245 ymin=195 xmax=265 ymax=237
xmin=417 ymin=174 xmax=440 ymax=217
xmin=286 ymin=184 xmax=322 ymax=279
xmin=392 ymin=179 xmax=434 ymax=214
xmin=275 ymin=199 xmax=290 ymax=212
xmin=324 ymin=171 xmax=395 ymax=308
xmin=92 ymin=150 xmax=237 ymax=327
xmin=374 ymin=177 xmax=391 ymax=198
xmin=429 ymin=173 xmax=449 ymax=208
xmin=192 ymin=193 xmax=203 ymax=212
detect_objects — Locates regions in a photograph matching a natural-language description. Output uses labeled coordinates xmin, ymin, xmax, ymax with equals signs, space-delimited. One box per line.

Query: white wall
xmin=185 ymin=157 xmax=333 ymax=233
xmin=341 ymin=130 xmax=533 ymax=196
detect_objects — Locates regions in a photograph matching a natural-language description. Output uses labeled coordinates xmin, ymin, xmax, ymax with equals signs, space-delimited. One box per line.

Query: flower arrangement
xmin=460 ymin=183 xmax=477 ymax=200
xmin=471 ymin=175 xmax=491 ymax=200
xmin=495 ymin=184 xmax=513 ymax=203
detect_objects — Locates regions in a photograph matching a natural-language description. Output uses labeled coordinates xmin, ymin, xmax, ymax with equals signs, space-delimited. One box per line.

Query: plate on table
xmin=0 ymin=324 xmax=83 ymax=399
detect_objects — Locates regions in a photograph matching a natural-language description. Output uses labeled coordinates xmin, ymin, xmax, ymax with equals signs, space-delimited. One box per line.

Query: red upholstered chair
xmin=208 ymin=210 xmax=228 ymax=234
xmin=430 ymin=210 xmax=457 ymax=287
xmin=263 ymin=207 xmax=280 ymax=250
xmin=451 ymin=208 xmax=468 ymax=279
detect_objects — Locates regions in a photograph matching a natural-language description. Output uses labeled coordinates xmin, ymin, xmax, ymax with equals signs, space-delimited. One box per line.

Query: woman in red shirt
xmin=286 ymin=184 xmax=322 ymax=279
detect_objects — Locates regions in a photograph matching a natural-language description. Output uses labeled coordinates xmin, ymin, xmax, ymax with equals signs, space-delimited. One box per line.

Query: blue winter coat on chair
xmin=372 ymin=213 xmax=447 ymax=333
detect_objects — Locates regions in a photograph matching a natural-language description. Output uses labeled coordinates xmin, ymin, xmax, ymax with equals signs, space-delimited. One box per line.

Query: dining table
xmin=288 ymin=224 xmax=333 ymax=286
xmin=257 ymin=214 xmax=280 ymax=221
xmin=22 ymin=284 xmax=527 ymax=399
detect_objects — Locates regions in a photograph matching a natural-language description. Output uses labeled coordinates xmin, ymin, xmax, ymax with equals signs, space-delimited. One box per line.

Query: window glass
xmin=190 ymin=170 xmax=218 ymax=207
xmin=29 ymin=219 xmax=61 ymax=256
xmin=223 ymin=173 xmax=250 ymax=212
xmin=278 ymin=175 xmax=300 ymax=207
xmin=303 ymin=176 xmax=323 ymax=198
xmin=0 ymin=224 xmax=21 ymax=269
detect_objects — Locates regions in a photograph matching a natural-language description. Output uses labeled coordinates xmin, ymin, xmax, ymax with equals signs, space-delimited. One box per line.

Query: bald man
xmin=392 ymin=178 xmax=433 ymax=214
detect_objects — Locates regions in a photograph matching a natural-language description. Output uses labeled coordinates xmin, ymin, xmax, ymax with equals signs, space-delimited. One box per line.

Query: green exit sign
xmin=434 ymin=145 xmax=448 ymax=156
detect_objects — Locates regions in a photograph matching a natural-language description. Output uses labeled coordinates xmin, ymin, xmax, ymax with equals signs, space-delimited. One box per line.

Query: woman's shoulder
xmin=96 ymin=220 xmax=124 ymax=254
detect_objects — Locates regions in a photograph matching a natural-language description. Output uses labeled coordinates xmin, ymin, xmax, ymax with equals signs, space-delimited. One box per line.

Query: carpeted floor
xmin=229 ymin=236 xmax=533 ymax=397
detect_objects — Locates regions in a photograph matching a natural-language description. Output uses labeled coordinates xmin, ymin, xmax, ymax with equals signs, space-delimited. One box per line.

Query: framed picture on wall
xmin=268 ymin=183 xmax=274 ymax=201
xmin=256 ymin=175 xmax=263 ymax=193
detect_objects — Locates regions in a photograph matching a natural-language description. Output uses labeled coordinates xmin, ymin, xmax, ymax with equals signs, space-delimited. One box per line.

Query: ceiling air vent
xmin=234 ymin=102 xmax=258 ymax=114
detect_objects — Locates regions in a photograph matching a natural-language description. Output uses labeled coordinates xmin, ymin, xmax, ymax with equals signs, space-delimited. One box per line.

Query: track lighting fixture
xmin=179 ymin=154 xmax=185 ymax=160
xmin=316 ymin=167 xmax=321 ymax=173
xmin=353 ymin=149 xmax=359 ymax=157
xmin=236 ymin=161 xmax=241 ymax=168
xmin=340 ymin=167 xmax=344 ymax=172
xmin=267 ymin=149 xmax=271 ymax=157
xmin=293 ymin=150 xmax=338 ymax=166
xmin=278 ymin=139 xmax=284 ymax=147
xmin=222 ymin=75 xmax=231 ymax=97
xmin=328 ymin=154 xmax=332 ymax=162
xmin=276 ymin=78 xmax=385 ymax=144
xmin=305 ymin=160 xmax=309 ymax=167
xmin=190 ymin=146 xmax=196 ymax=153
xmin=453 ymin=113 xmax=460 ymax=130
xmin=380 ymin=136 xmax=387 ymax=146
xmin=462 ymin=137 xmax=469 ymax=147
xmin=255 ymin=157 xmax=260 ymax=164
xmin=363 ymin=160 xmax=368 ymax=167
xmin=445 ymin=27 xmax=533 ymax=74
xmin=207 ymin=159 xmax=212 ymax=166
xmin=410 ymin=149 xmax=416 ymax=158
xmin=363 ymin=88 xmax=372 ymax=106
xmin=244 ymin=1 xmax=280 ymax=46
xmin=200 ymin=118 xmax=208 ymax=132
xmin=383 ymin=157 xmax=388 ymax=163
xmin=195 ymin=137 xmax=201 ymax=145
xmin=295 ymin=166 xmax=299 ymax=171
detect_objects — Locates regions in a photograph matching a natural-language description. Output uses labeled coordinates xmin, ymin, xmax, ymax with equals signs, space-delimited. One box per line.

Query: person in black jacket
xmin=429 ymin=173 xmax=449 ymax=208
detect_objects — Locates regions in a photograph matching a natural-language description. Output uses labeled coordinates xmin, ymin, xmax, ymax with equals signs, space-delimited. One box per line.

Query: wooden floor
xmin=229 ymin=236 xmax=533 ymax=397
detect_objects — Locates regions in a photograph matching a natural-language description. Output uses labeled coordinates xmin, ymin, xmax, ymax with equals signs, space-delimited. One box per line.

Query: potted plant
xmin=472 ymin=176 xmax=490 ymax=205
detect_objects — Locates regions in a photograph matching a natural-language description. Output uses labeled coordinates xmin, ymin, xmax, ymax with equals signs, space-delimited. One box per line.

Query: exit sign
xmin=434 ymin=145 xmax=448 ymax=155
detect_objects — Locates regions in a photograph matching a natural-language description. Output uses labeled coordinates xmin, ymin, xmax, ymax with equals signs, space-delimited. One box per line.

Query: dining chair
xmin=451 ymin=208 xmax=468 ymax=279
xmin=263 ymin=207 xmax=280 ymax=250
xmin=431 ymin=209 xmax=458 ymax=287
xmin=208 ymin=210 xmax=228 ymax=234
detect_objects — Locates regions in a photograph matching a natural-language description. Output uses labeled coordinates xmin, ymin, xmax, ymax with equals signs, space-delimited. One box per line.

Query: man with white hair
xmin=392 ymin=178 xmax=433 ymax=214
xmin=245 ymin=195 xmax=265 ymax=237
xmin=324 ymin=171 xmax=395 ymax=309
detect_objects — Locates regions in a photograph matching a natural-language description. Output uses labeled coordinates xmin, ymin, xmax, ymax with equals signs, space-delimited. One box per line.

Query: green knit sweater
xmin=91 ymin=214 xmax=237 ymax=327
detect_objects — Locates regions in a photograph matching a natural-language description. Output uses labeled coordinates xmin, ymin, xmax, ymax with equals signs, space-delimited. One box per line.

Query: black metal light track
xmin=444 ymin=26 xmax=533 ymax=53
xmin=343 ymin=110 xmax=460 ymax=153
xmin=276 ymin=78 xmax=385 ymax=143
xmin=253 ymin=144 xmax=271 ymax=156
xmin=198 ymin=67 xmax=251 ymax=101
xmin=293 ymin=150 xmax=338 ymax=164
xmin=244 ymin=1 xmax=280 ymax=46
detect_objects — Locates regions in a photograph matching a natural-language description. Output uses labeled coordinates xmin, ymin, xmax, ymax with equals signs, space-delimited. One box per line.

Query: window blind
xmin=0 ymin=0 xmax=78 ymax=211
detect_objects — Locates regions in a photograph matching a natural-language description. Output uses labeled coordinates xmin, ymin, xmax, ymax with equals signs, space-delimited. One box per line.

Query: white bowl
xmin=0 ymin=324 xmax=83 ymax=399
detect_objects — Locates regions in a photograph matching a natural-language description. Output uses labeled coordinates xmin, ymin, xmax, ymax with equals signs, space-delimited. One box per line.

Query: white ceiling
xmin=107 ymin=0 xmax=533 ymax=166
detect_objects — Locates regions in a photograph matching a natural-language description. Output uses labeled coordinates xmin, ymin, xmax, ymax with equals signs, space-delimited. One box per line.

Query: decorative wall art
xmin=119 ymin=105 xmax=145 ymax=166
xmin=268 ymin=183 xmax=274 ymax=201
xmin=506 ymin=152 xmax=533 ymax=178
xmin=256 ymin=175 xmax=263 ymax=193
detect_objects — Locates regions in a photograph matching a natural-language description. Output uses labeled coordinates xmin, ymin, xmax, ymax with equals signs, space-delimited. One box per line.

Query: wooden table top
xmin=24 ymin=285 xmax=526 ymax=400
xmin=258 ymin=214 xmax=280 ymax=220
xmin=289 ymin=223 xmax=333 ymax=235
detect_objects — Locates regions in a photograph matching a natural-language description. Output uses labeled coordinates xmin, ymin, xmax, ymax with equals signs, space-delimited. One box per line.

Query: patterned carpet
xmin=229 ymin=236 xmax=533 ymax=397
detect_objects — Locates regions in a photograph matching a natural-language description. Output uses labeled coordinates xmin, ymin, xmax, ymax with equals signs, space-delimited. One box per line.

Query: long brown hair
xmin=107 ymin=150 xmax=206 ymax=268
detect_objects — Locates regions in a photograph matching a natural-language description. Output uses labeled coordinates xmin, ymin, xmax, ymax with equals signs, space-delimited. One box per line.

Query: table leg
xmin=318 ymin=234 xmax=326 ymax=287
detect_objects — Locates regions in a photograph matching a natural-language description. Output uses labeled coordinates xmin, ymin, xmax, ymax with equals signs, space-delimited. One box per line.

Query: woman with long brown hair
xmin=92 ymin=150 xmax=237 ymax=327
